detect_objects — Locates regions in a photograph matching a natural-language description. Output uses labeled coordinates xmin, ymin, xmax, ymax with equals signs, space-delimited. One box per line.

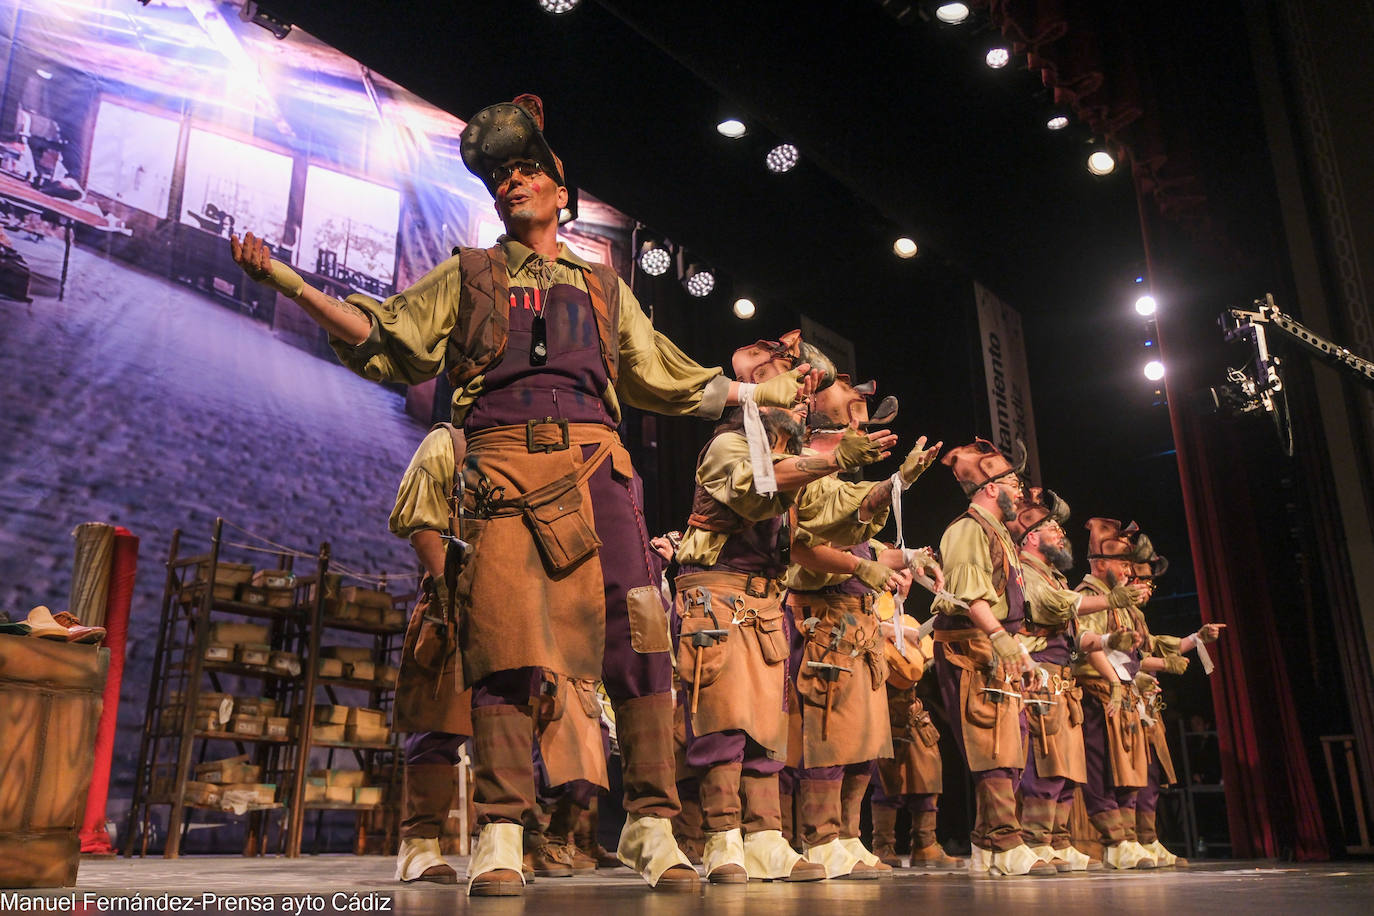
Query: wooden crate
xmin=234 ymin=644 xmax=271 ymax=667
xmin=322 ymin=645 xmax=373 ymax=663
xmin=197 ymin=560 xmax=254 ymax=586
xmin=344 ymin=661 xmax=375 ymax=681
xmin=0 ymin=637 xmax=109 ymax=888
xmin=250 ymin=570 xmax=293 ymax=590
xmin=209 ymin=621 xmax=269 ymax=645
xmin=316 ymin=658 xmax=344 ymax=678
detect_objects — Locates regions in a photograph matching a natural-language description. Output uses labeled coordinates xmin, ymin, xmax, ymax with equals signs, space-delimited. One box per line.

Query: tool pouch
xmin=964 ymin=667 xmax=1006 ymax=729
xmin=627 ymin=585 xmax=671 ymax=653
xmin=521 ymin=473 xmax=601 ymax=573
xmin=748 ymin=600 xmax=790 ymax=665
xmin=911 ymin=703 xmax=941 ymax=748
xmin=1066 ymin=685 xmax=1084 ymax=727
xmin=1026 ymin=690 xmax=1064 ymax=738
xmin=677 ymin=614 xmax=729 ymax=688
xmin=796 ymin=631 xmax=851 ymax=707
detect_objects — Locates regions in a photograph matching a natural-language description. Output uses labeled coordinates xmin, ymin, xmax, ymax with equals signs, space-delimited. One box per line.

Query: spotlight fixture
xmin=716 ymin=118 xmax=747 ymax=139
xmin=766 ymin=143 xmax=799 ymax=174
xmin=683 ymin=263 xmax=716 ymax=298
xmin=1135 ymin=294 xmax=1158 ymax=317
xmin=538 ymin=0 xmax=581 ymax=14
xmin=1087 ymin=149 xmax=1116 ymax=175
xmin=985 ymin=47 xmax=1011 ymax=69
xmin=1144 ymin=360 xmax=1166 ymax=381
xmin=935 ymin=2 xmax=971 ymax=24
xmin=733 ymin=298 xmax=757 ymax=319
xmin=893 ymin=237 xmax=919 ymax=259
xmin=1046 ymin=114 xmax=1069 ymax=131
xmin=638 ymin=241 xmax=671 ymax=277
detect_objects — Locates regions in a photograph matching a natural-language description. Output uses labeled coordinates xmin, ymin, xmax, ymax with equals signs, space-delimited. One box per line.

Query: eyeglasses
xmin=491 ymin=160 xmax=544 ymax=186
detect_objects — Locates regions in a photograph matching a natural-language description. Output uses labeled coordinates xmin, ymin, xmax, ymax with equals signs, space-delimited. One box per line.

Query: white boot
xmin=1144 ymin=839 xmax=1179 ymax=866
xmin=617 ymin=815 xmax=699 ymax=887
xmin=989 ymin=843 xmax=1056 ymax=876
xmin=744 ymin=829 xmax=801 ymax=879
xmin=1103 ymin=840 xmax=1157 ymax=870
xmin=1029 ymin=844 xmax=1071 ymax=872
xmin=395 ymin=837 xmax=457 ymax=884
xmin=806 ymin=837 xmax=877 ymax=879
xmin=1056 ymin=844 xmax=1092 ymax=872
xmin=968 ymin=844 xmax=994 ymax=875
xmin=702 ymin=828 xmax=748 ymax=883
xmin=466 ymin=822 xmax=524 ymax=895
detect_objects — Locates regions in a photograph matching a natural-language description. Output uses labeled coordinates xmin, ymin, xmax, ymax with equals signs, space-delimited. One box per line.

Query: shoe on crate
xmin=25 ymin=606 xmax=105 ymax=644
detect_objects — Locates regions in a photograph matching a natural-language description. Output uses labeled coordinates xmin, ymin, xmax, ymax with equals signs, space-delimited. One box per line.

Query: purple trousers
xmin=1080 ymin=692 xmax=1136 ymax=816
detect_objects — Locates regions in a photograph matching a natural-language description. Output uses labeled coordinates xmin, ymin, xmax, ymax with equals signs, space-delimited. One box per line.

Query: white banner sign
xmin=974 ymin=282 xmax=1041 ymax=485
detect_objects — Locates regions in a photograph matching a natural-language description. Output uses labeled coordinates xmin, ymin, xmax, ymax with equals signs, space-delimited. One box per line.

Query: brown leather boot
xmin=575 ymin=800 xmax=624 ymax=868
xmin=547 ymin=796 xmax=595 ymax=871
xmin=397 ymin=763 xmax=459 ymax=883
xmin=524 ymin=838 xmax=574 ymax=877
xmin=909 ymin=806 xmax=960 ymax=869
xmin=870 ymin=804 xmax=903 ymax=868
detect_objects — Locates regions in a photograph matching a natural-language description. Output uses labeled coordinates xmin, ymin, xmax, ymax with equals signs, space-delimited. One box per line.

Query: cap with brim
xmin=461 ymin=95 xmax=565 ymax=197
xmin=1011 ymin=486 xmax=1070 ymax=544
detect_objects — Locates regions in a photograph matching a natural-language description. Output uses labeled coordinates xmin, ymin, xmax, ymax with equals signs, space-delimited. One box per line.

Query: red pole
xmin=79 ymin=526 xmax=139 ymax=855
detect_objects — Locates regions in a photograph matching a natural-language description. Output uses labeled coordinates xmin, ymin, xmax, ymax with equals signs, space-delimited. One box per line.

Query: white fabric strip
xmin=1194 ymin=634 xmax=1215 ymax=675
xmin=737 ymin=385 xmax=777 ymax=496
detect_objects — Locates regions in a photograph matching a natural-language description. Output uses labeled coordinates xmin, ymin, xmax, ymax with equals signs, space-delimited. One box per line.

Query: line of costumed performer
xmin=782 ymin=359 xmax=946 ymax=878
xmin=228 ymin=93 xmax=815 ymax=896
xmin=1011 ymin=487 xmax=1147 ymax=871
xmin=669 ymin=331 xmax=894 ymax=883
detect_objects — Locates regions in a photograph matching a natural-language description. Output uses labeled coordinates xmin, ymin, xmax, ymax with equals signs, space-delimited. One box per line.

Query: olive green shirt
xmin=388 ymin=427 xmax=456 ymax=539
xmin=932 ymin=503 xmax=1021 ymax=620
xmin=782 ymin=467 xmax=891 ymax=591
xmin=1017 ymin=552 xmax=1081 ymax=653
xmin=676 ymin=432 xmax=794 ymax=568
xmin=330 ymin=237 xmax=731 ymax=423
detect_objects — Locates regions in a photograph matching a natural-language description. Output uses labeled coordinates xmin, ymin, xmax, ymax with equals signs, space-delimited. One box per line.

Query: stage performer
xmin=1129 ymin=551 xmax=1225 ymax=867
xmin=1011 ymin=488 xmax=1144 ymax=872
xmin=673 ymin=337 xmax=893 ymax=883
xmin=386 ymin=422 xmax=472 ymax=885
xmin=230 ymin=94 xmax=810 ymax=895
xmin=930 ymin=439 xmax=1056 ymax=877
xmin=783 ymin=373 xmax=944 ymax=879
xmin=869 ymin=603 xmax=962 ymax=871
xmin=1073 ymin=518 xmax=1166 ymax=870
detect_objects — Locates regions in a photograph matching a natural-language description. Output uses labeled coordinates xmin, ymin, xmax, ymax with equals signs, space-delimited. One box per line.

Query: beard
xmin=1042 ymin=539 xmax=1074 ymax=572
xmin=761 ymin=407 xmax=805 ymax=455
xmin=996 ymin=488 xmax=1018 ymax=522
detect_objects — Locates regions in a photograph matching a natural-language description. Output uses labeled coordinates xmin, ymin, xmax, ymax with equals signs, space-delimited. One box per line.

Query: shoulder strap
xmin=583 ymin=263 xmax=621 ymax=384
xmin=964 ymin=509 xmax=1009 ymax=596
xmin=432 ymin=421 xmax=467 ymax=534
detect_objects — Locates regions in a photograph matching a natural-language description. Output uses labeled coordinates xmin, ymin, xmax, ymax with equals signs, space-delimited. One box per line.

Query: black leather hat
xmin=460 ymin=94 xmax=565 ymax=197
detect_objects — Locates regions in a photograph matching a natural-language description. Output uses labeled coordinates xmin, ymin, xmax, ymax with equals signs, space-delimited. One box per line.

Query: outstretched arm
xmin=230 ymin=232 xmax=371 ymax=344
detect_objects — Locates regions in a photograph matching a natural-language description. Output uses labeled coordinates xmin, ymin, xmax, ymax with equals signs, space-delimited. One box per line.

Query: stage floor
xmin=8 ymin=857 xmax=1372 ymax=914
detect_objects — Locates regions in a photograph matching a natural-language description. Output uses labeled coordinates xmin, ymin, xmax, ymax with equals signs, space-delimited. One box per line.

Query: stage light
xmin=935 ymin=3 xmax=970 ymax=24
xmin=1144 ymin=360 xmax=1165 ymax=381
xmin=985 ymin=47 xmax=1011 ymax=69
xmin=1046 ymin=114 xmax=1069 ymax=130
xmin=733 ymin=298 xmax=756 ymax=319
xmin=1135 ymin=294 xmax=1157 ymax=316
xmin=538 ymin=0 xmax=581 ymax=14
xmin=766 ymin=143 xmax=799 ymax=173
xmin=683 ymin=263 xmax=716 ymax=298
xmin=638 ymin=242 xmax=671 ymax=277
xmin=893 ymin=237 xmax=919 ymax=259
xmin=716 ymin=118 xmax=747 ymax=139
xmin=1087 ymin=150 xmax=1116 ymax=175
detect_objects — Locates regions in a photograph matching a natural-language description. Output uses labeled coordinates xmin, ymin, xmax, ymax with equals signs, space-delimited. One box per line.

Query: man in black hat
xmin=230 ymin=94 xmax=810 ymax=896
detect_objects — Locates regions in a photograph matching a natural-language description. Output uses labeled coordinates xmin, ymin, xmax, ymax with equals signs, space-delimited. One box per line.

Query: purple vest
xmin=464 ymin=282 xmax=614 ymax=432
